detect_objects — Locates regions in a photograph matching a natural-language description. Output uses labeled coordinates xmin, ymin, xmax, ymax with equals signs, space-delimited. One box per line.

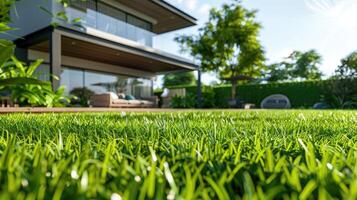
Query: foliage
xmin=170 ymin=94 xmax=196 ymax=108
xmin=0 ymin=0 xmax=15 ymax=28
xmin=0 ymin=111 xmax=356 ymax=199
xmin=288 ymin=50 xmax=323 ymax=80
xmin=335 ymin=51 xmax=357 ymax=78
xmin=265 ymin=63 xmax=290 ymax=82
xmin=266 ymin=50 xmax=323 ymax=82
xmin=69 ymin=87 xmax=95 ymax=107
xmin=169 ymin=86 xmax=216 ymax=108
xmin=325 ymin=79 xmax=357 ymax=109
xmin=0 ymin=40 xmax=66 ymax=107
xmin=326 ymin=52 xmax=357 ymax=108
xmin=0 ymin=0 xmax=71 ymax=107
xmin=215 ymin=81 xmax=330 ymax=108
xmin=163 ymin=71 xmax=196 ymax=87
xmin=175 ymin=0 xmax=265 ymax=99
xmin=0 ymin=57 xmax=70 ymax=107
xmin=169 ymin=80 xmax=330 ymax=108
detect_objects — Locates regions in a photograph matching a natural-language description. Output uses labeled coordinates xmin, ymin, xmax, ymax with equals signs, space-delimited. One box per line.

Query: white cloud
xmin=198 ymin=3 xmax=212 ymax=15
xmin=172 ymin=0 xmax=198 ymax=11
xmin=186 ymin=0 xmax=198 ymax=10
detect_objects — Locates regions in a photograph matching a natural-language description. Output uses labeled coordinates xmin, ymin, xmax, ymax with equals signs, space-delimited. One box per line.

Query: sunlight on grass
xmin=0 ymin=110 xmax=356 ymax=199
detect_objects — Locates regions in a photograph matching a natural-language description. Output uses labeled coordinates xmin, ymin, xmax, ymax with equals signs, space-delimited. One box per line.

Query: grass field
xmin=0 ymin=110 xmax=356 ymax=199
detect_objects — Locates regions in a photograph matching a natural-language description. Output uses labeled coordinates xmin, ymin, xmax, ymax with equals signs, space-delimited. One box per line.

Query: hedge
xmin=160 ymin=80 xmax=331 ymax=108
xmin=214 ymin=81 xmax=330 ymax=108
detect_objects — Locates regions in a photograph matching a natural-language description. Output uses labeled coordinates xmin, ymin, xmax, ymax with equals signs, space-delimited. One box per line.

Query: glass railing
xmin=66 ymin=7 xmax=155 ymax=46
xmin=65 ymin=7 xmax=193 ymax=61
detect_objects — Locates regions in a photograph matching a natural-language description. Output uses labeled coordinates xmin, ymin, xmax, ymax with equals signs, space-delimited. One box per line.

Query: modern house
xmin=8 ymin=0 xmax=197 ymax=102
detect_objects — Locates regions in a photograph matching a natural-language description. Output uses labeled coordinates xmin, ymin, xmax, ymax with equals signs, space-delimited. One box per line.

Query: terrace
xmin=61 ymin=0 xmax=196 ymax=58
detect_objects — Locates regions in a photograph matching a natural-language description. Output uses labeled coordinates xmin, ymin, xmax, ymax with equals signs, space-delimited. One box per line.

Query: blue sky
xmin=156 ymin=0 xmax=357 ymax=85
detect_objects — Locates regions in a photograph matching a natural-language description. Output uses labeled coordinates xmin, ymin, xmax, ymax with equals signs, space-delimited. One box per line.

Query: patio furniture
xmin=260 ymin=94 xmax=291 ymax=109
xmin=90 ymin=93 xmax=158 ymax=108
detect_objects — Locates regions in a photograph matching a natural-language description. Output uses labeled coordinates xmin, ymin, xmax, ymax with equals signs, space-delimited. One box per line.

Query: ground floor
xmin=29 ymin=52 xmax=154 ymax=101
xmin=14 ymin=26 xmax=197 ymax=106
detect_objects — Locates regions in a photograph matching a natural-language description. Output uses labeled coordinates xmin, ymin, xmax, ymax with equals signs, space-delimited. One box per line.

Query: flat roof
xmin=154 ymin=0 xmax=197 ymax=22
xmin=116 ymin=0 xmax=197 ymax=34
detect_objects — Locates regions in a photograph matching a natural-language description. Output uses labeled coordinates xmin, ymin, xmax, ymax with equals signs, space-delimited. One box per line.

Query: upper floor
xmin=8 ymin=0 xmax=197 ymax=57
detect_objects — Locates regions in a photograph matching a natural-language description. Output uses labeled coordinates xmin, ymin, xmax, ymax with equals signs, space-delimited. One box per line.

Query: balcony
xmin=65 ymin=7 xmax=190 ymax=60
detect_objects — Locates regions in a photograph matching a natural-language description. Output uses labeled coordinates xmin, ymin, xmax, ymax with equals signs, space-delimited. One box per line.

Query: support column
xmin=14 ymin=48 xmax=28 ymax=64
xmin=50 ymin=31 xmax=61 ymax=90
xmin=197 ymin=66 xmax=202 ymax=108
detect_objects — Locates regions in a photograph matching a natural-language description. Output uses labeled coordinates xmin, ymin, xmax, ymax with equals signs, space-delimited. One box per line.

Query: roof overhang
xmin=116 ymin=0 xmax=197 ymax=34
xmin=16 ymin=26 xmax=197 ymax=74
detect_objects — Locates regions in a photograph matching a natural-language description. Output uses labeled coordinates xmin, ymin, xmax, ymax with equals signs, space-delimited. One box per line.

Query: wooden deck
xmin=0 ymin=107 xmax=185 ymax=114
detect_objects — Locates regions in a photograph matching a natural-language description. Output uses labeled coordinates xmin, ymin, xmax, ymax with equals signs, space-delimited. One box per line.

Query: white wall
xmin=5 ymin=0 xmax=53 ymax=40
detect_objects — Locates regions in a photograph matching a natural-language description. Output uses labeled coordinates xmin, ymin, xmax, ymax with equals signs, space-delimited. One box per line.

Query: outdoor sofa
xmin=90 ymin=93 xmax=158 ymax=108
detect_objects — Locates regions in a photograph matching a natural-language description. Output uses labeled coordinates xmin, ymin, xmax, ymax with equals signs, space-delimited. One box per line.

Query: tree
xmin=265 ymin=63 xmax=290 ymax=82
xmin=266 ymin=50 xmax=323 ymax=82
xmin=288 ymin=50 xmax=323 ymax=80
xmin=335 ymin=51 xmax=357 ymax=78
xmin=326 ymin=51 xmax=357 ymax=108
xmin=163 ymin=71 xmax=196 ymax=87
xmin=175 ymin=0 xmax=265 ymax=101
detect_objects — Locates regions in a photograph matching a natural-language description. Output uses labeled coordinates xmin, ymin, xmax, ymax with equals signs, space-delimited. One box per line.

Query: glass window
xmin=67 ymin=0 xmax=154 ymax=46
xmin=84 ymin=71 xmax=118 ymax=94
xmin=68 ymin=0 xmax=96 ymax=28
xmin=128 ymin=78 xmax=153 ymax=98
xmin=60 ymin=68 xmax=84 ymax=95
xmin=60 ymin=67 xmax=153 ymax=98
xmin=97 ymin=2 xmax=126 ymax=22
xmin=97 ymin=2 xmax=127 ymax=37
xmin=127 ymin=15 xmax=152 ymax=31
xmin=34 ymin=64 xmax=50 ymax=82
xmin=69 ymin=0 xmax=96 ymax=11
xmin=115 ymin=76 xmax=153 ymax=98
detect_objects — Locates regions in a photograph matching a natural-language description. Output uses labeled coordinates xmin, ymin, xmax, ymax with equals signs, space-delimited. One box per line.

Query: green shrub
xmin=169 ymin=80 xmax=331 ymax=108
xmin=216 ymin=81 xmax=330 ymax=108
xmin=170 ymin=94 xmax=196 ymax=108
xmin=168 ymin=86 xmax=217 ymax=108
xmin=0 ymin=57 xmax=70 ymax=107
xmin=324 ymin=78 xmax=357 ymax=108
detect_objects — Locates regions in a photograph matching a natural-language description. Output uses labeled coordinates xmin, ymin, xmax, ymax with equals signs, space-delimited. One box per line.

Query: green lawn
xmin=0 ymin=110 xmax=356 ymax=199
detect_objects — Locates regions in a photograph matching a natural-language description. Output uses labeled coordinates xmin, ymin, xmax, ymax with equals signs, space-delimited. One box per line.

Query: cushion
xmin=128 ymin=100 xmax=142 ymax=105
xmin=106 ymin=92 xmax=118 ymax=100
xmin=118 ymin=93 xmax=126 ymax=99
xmin=125 ymin=94 xmax=136 ymax=100
xmin=113 ymin=99 xmax=129 ymax=104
